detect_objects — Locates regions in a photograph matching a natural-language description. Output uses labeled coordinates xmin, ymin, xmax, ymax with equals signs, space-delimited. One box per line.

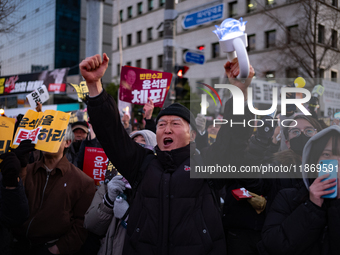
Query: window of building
xmin=119 ymin=10 xmax=123 ymax=22
xmin=147 ymin=57 xmax=152 ymax=69
xmin=136 ymin=59 xmax=142 ymax=68
xmin=148 ymin=0 xmax=153 ymax=11
xmin=147 ymin=27 xmax=153 ymax=41
xmin=318 ymin=24 xmax=325 ymax=44
xmin=126 ymin=61 xmax=132 ymax=66
xmin=247 ymin=0 xmax=257 ymax=13
xmin=117 ymin=37 xmax=123 ymax=49
xmin=287 ymin=25 xmax=299 ymax=44
xmin=265 ymin=30 xmax=276 ymax=48
xmin=127 ymin=34 xmax=132 ymax=46
xmin=331 ymin=29 xmax=338 ymax=48
xmin=35 ymin=8 xmax=40 ymax=13
xmin=137 ymin=30 xmax=142 ymax=43
xmin=332 ymin=0 xmax=338 ymax=7
xmin=286 ymin=68 xmax=298 ymax=78
xmin=319 ymin=68 xmax=325 ymax=78
xmin=247 ymin=34 xmax=256 ymax=51
xmin=160 ymin=0 xmax=165 ymax=7
xmin=229 ymin=1 xmax=237 ymax=17
xmin=211 ymin=42 xmax=220 ymax=58
xmin=137 ymin=2 xmax=143 ymax=15
xmin=331 ymin=71 xmax=338 ymax=79
xmin=158 ymin=55 xmax=163 ymax=68
xmin=158 ymin=31 xmax=164 ymax=38
xmin=117 ymin=64 xmax=121 ymax=76
xmin=128 ymin=6 xmax=133 ymax=19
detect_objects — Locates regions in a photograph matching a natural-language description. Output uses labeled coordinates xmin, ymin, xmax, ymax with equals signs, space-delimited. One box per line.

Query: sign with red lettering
xmin=48 ymin=83 xmax=66 ymax=93
xmin=119 ymin=66 xmax=172 ymax=108
xmin=83 ymin=147 xmax=109 ymax=186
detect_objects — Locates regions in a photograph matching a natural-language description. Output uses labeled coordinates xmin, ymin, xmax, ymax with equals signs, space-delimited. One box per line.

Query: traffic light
xmin=174 ymin=65 xmax=189 ymax=99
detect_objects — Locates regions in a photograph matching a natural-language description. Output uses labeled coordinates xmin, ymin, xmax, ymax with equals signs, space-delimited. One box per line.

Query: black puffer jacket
xmin=87 ymin=90 xmax=253 ymax=255
xmin=258 ymin=184 xmax=340 ymax=255
xmin=0 ymin=174 xmax=29 ymax=255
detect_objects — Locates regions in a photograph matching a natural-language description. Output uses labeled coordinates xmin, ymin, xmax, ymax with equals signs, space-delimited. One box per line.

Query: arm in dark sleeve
xmin=203 ymin=98 xmax=254 ymax=168
xmin=261 ymin=189 xmax=326 ymax=255
xmin=144 ymin=118 xmax=156 ymax=133
xmin=87 ymin=90 xmax=151 ymax=183
xmin=77 ymin=140 xmax=86 ymax=171
xmin=195 ymin=130 xmax=209 ymax=151
xmin=0 ymin=177 xmax=29 ymax=228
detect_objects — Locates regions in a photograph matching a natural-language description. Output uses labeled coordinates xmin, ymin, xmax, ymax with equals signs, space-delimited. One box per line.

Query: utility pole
xmin=163 ymin=0 xmax=176 ymax=107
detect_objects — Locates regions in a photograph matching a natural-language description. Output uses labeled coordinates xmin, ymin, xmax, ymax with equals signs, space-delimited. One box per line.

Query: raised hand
xmin=143 ymin=98 xmax=154 ymax=120
xmin=79 ymin=53 xmax=109 ymax=97
xmin=309 ymin=174 xmax=336 ymax=207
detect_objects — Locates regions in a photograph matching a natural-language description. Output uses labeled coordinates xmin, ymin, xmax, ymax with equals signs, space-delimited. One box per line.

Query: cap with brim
xmin=71 ymin=121 xmax=89 ymax=133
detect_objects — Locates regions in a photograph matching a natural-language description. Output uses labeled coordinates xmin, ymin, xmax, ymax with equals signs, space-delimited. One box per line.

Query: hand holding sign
xmin=26 ymin=85 xmax=49 ymax=108
xmin=79 ymin=53 xmax=109 ymax=97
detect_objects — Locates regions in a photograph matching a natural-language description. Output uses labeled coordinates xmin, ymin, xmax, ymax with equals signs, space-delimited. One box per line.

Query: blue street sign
xmin=184 ymin=51 xmax=205 ymax=65
xmin=182 ymin=4 xmax=224 ymax=29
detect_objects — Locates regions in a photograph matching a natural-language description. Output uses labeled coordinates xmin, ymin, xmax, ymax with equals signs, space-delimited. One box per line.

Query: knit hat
xmin=156 ymin=103 xmax=197 ymax=132
xmin=71 ymin=121 xmax=89 ymax=133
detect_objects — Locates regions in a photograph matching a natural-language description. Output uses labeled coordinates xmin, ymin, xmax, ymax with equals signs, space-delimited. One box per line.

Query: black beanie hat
xmin=156 ymin=103 xmax=197 ymax=132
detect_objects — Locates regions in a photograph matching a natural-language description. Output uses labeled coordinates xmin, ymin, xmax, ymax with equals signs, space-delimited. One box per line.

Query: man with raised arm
xmin=80 ymin=54 xmax=254 ymax=255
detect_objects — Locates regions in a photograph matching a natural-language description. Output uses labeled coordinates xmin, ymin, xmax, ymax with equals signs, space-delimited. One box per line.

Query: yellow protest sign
xmin=12 ymin=109 xmax=70 ymax=153
xmin=68 ymin=81 xmax=89 ymax=101
xmin=0 ymin=116 xmax=15 ymax=155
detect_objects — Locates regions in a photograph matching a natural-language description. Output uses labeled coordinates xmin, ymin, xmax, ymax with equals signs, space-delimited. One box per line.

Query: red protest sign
xmin=119 ymin=66 xmax=172 ymax=108
xmin=83 ymin=147 xmax=109 ymax=186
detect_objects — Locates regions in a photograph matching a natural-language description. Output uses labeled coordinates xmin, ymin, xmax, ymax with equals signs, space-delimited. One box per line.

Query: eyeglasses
xmin=288 ymin=127 xmax=317 ymax=138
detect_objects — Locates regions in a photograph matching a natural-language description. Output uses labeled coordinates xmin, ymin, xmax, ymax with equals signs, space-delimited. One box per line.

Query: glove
xmin=107 ymin=175 xmax=126 ymax=202
xmin=11 ymin=139 xmax=36 ymax=167
xmin=256 ymin=116 xmax=275 ymax=145
xmin=195 ymin=114 xmax=206 ymax=135
xmin=0 ymin=152 xmax=21 ymax=187
xmin=113 ymin=196 xmax=130 ymax=219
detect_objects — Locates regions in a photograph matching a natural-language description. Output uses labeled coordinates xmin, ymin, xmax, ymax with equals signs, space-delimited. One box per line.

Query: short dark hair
xmin=283 ymin=115 xmax=322 ymax=140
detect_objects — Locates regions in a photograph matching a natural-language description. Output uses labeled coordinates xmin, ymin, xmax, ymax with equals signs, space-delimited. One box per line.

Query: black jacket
xmin=87 ymin=90 xmax=253 ymax=255
xmin=0 ymin=174 xmax=29 ymax=255
xmin=259 ymin=185 xmax=340 ymax=255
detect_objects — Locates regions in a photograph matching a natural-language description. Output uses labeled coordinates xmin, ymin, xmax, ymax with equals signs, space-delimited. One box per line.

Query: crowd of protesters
xmin=0 ymin=53 xmax=339 ymax=255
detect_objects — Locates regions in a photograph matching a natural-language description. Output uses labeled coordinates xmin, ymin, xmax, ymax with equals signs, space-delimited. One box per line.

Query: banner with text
xmin=0 ymin=116 xmax=15 ymax=155
xmin=83 ymin=147 xmax=109 ymax=186
xmin=119 ymin=66 xmax=172 ymax=108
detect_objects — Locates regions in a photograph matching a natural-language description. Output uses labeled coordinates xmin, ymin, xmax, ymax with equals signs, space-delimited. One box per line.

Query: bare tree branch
xmin=0 ymin=0 xmax=22 ymax=34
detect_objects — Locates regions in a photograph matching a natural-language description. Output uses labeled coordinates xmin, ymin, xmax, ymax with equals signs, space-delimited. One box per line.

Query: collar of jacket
xmin=33 ymin=155 xmax=70 ymax=176
xmin=155 ymin=142 xmax=195 ymax=173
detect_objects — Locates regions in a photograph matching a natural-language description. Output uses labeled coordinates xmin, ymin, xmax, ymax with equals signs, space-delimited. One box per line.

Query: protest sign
xmin=12 ymin=109 xmax=70 ymax=153
xmin=119 ymin=66 xmax=172 ymax=108
xmin=68 ymin=81 xmax=89 ymax=102
xmin=83 ymin=147 xmax=109 ymax=186
xmin=0 ymin=116 xmax=15 ymax=155
xmin=26 ymin=85 xmax=49 ymax=108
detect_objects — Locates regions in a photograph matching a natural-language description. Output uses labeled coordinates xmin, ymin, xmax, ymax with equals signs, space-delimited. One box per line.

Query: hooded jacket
xmin=84 ymin=129 xmax=157 ymax=255
xmin=259 ymin=125 xmax=340 ymax=255
xmin=87 ymin=90 xmax=253 ymax=255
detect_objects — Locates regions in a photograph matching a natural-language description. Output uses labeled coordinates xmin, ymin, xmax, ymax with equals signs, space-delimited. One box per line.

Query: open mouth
xmin=163 ymin=138 xmax=173 ymax=146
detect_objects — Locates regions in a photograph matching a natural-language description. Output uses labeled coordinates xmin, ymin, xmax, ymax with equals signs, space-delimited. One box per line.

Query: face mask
xmin=289 ymin=134 xmax=310 ymax=156
xmin=73 ymin=140 xmax=82 ymax=152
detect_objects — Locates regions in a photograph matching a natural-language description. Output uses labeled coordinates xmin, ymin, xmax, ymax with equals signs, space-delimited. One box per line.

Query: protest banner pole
xmin=163 ymin=0 xmax=176 ymax=107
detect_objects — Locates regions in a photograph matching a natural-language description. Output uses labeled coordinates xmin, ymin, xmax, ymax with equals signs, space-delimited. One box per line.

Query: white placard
xmin=26 ymin=85 xmax=49 ymax=108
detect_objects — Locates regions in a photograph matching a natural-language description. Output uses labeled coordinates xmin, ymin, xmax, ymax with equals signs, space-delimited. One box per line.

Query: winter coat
xmin=14 ymin=156 xmax=96 ymax=254
xmin=87 ymin=90 xmax=253 ymax=255
xmin=0 ymin=174 xmax=29 ymax=255
xmin=259 ymin=125 xmax=340 ymax=255
xmin=84 ymin=184 xmax=126 ymax=255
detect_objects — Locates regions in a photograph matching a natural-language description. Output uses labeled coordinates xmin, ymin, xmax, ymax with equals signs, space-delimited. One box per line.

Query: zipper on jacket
xmin=26 ymin=171 xmax=51 ymax=238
